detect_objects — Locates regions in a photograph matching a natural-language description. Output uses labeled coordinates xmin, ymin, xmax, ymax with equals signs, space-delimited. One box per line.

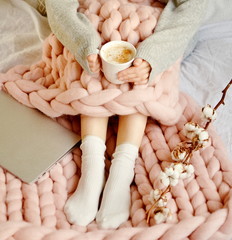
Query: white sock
xmin=64 ymin=135 xmax=106 ymax=226
xmin=96 ymin=143 xmax=138 ymax=229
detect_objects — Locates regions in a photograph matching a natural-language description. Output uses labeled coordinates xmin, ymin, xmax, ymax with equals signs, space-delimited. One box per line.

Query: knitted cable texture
xmin=0 ymin=0 xmax=182 ymax=125
xmin=0 ymin=0 xmax=232 ymax=239
xmin=0 ymin=94 xmax=232 ymax=239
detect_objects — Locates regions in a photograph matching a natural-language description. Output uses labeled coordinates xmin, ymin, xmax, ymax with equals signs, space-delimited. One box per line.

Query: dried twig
xmin=205 ymin=79 xmax=232 ymax=129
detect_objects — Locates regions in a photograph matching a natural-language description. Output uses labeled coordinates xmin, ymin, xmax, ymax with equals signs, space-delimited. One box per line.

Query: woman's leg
xmin=96 ymin=113 xmax=147 ymax=229
xmin=115 ymin=113 xmax=148 ymax=147
xmin=64 ymin=115 xmax=108 ymax=226
xmin=80 ymin=115 xmax=109 ymax=140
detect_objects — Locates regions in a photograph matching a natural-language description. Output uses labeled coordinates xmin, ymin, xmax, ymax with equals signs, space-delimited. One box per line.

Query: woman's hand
xmin=117 ymin=58 xmax=151 ymax=85
xmin=87 ymin=54 xmax=101 ymax=73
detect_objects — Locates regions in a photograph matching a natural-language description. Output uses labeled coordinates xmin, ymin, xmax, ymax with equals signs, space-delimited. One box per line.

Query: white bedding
xmin=181 ymin=21 xmax=232 ymax=158
xmin=1 ymin=0 xmax=232 ymax=157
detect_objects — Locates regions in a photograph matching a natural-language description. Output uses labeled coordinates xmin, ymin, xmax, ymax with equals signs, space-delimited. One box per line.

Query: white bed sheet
xmin=0 ymin=0 xmax=232 ymax=157
xmin=181 ymin=21 xmax=232 ymax=158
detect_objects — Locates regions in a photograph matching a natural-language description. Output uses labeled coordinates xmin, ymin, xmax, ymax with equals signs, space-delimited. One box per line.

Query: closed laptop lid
xmin=0 ymin=91 xmax=80 ymax=183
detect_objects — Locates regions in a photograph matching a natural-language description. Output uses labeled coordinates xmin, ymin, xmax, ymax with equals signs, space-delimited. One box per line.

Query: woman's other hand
xmin=117 ymin=58 xmax=151 ymax=85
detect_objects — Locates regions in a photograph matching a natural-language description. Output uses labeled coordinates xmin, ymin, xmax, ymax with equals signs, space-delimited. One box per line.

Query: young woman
xmin=44 ymin=0 xmax=231 ymax=229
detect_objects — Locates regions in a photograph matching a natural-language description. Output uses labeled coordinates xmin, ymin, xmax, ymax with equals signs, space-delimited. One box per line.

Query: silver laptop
xmin=0 ymin=91 xmax=81 ymax=183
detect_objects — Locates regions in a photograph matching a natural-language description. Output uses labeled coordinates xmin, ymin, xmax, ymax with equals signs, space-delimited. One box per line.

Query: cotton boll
xmin=171 ymin=146 xmax=188 ymax=161
xmin=177 ymin=151 xmax=186 ymax=160
xmin=161 ymin=177 xmax=170 ymax=187
xmin=202 ymin=104 xmax=217 ymax=121
xmin=164 ymin=167 xmax=174 ymax=176
xmin=198 ymin=130 xmax=209 ymax=142
xmin=186 ymin=131 xmax=197 ymax=140
xmin=154 ymin=212 xmax=165 ymax=224
xmin=157 ymin=199 xmax=164 ymax=207
xmin=154 ymin=208 xmax=172 ymax=224
xmin=179 ymin=164 xmax=194 ymax=179
xmin=153 ymin=189 xmax=161 ymax=200
xmin=148 ymin=189 xmax=161 ymax=204
xmin=171 ymin=170 xmax=180 ymax=179
xmin=183 ymin=122 xmax=201 ymax=139
xmin=157 ymin=199 xmax=167 ymax=207
xmin=197 ymin=130 xmax=209 ymax=147
xmin=161 ymin=165 xmax=181 ymax=187
xmin=184 ymin=122 xmax=198 ymax=132
xmin=173 ymin=163 xmax=184 ymax=173
xmin=185 ymin=164 xmax=194 ymax=174
xmin=160 ymin=172 xmax=170 ymax=187
xmin=170 ymin=178 xmax=179 ymax=186
xmin=194 ymin=127 xmax=204 ymax=135
xmin=203 ymin=104 xmax=213 ymax=115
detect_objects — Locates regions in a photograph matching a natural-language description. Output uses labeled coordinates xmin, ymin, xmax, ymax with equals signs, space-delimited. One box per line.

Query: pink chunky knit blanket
xmin=0 ymin=0 xmax=232 ymax=239
xmin=0 ymin=94 xmax=232 ymax=240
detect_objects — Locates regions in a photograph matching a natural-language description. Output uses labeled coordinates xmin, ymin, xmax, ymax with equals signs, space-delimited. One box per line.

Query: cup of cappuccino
xmin=99 ymin=41 xmax=136 ymax=84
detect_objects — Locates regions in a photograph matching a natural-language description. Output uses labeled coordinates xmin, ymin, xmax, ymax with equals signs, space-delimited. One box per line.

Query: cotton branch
xmin=146 ymin=79 xmax=231 ymax=225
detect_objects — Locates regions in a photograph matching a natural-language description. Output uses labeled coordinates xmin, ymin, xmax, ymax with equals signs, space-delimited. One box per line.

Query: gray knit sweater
xmin=45 ymin=0 xmax=232 ymax=82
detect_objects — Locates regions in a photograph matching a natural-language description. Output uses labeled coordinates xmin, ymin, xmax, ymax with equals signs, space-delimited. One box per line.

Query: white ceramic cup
xmin=99 ymin=41 xmax=137 ymax=84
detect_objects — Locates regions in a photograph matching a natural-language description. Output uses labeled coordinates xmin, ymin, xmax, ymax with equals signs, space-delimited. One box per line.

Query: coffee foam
xmin=103 ymin=45 xmax=134 ymax=64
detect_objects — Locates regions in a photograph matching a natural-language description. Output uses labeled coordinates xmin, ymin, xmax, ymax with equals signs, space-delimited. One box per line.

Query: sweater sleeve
xmin=45 ymin=0 xmax=101 ymax=73
xmin=136 ymin=0 xmax=208 ymax=83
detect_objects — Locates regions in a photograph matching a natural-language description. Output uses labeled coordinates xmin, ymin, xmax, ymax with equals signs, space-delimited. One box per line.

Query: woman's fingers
xmin=133 ymin=58 xmax=143 ymax=66
xmin=118 ymin=70 xmax=148 ymax=82
xmin=118 ymin=65 xmax=148 ymax=79
xmin=118 ymin=59 xmax=151 ymax=84
xmin=87 ymin=55 xmax=151 ymax=84
xmin=134 ymin=76 xmax=149 ymax=85
xmin=87 ymin=54 xmax=101 ymax=73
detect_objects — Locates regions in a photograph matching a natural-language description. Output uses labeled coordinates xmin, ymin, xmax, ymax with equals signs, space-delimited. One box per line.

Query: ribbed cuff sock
xmin=96 ymin=143 xmax=138 ymax=229
xmin=64 ymin=135 xmax=106 ymax=226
